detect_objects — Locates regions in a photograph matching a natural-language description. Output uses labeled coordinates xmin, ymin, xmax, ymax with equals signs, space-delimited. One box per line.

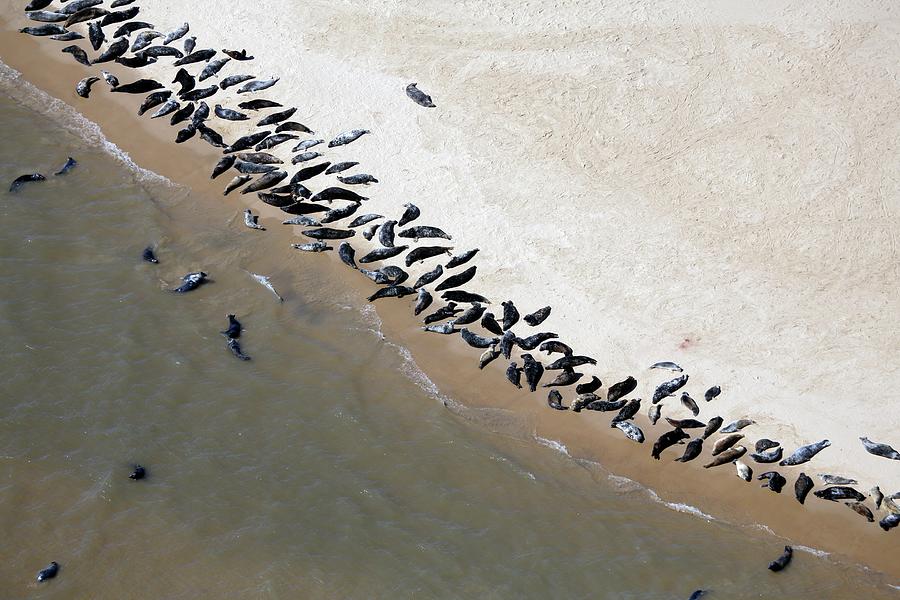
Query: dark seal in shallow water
xmin=767 ymin=546 xmax=792 ymax=572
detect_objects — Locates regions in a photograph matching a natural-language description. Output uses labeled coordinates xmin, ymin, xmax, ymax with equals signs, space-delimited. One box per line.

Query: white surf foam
xmin=0 ymin=60 xmax=172 ymax=187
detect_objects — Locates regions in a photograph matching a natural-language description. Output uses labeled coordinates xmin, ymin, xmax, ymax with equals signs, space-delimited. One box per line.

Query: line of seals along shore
xmin=15 ymin=0 xmax=899 ymax=585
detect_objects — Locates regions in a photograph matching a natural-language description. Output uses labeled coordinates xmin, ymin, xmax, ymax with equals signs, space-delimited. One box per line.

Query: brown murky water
xmin=0 ymin=41 xmax=897 ymax=600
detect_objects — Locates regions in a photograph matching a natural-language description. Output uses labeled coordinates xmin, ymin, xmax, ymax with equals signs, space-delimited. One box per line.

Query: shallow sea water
xmin=0 ymin=68 xmax=897 ymax=600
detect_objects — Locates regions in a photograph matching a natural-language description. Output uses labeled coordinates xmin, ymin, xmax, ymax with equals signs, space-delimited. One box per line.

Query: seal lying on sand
xmin=406 ymin=83 xmax=436 ymax=107
xmin=794 ymin=473 xmax=813 ymax=504
xmin=859 ymin=437 xmax=900 ymax=460
xmin=779 ymin=440 xmax=830 ymax=466
xmin=651 ymin=428 xmax=688 ymax=460
xmin=652 ymin=374 xmax=689 ymax=404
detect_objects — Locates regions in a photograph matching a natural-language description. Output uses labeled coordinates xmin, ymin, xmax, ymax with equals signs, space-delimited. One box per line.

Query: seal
xmin=321 ymin=202 xmax=362 ymax=224
xmin=227 ymin=337 xmax=251 ymax=361
xmin=51 ymin=31 xmax=84 ymax=41
xmin=243 ymin=209 xmax=265 ymax=231
xmin=258 ymin=107 xmax=298 ymax=127
xmin=302 ymin=227 xmax=355 ymax=240
xmin=859 ymin=437 xmax=900 ymax=460
xmin=93 ymin=37 xmax=129 ymax=64
xmin=132 ymin=30 xmax=163 ymax=53
xmin=349 ymin=214 xmax=383 ymax=228
xmin=248 ymin=272 xmax=284 ymax=302
xmin=703 ymin=446 xmax=746 ymax=468
xmin=414 ymin=288 xmax=433 ymax=316
xmin=378 ymin=220 xmax=397 ymax=247
xmin=238 ymin=78 xmax=280 ymax=94
xmin=399 ymin=225 xmax=452 ymax=242
xmin=442 ymin=290 xmax=490 ymax=304
xmin=712 ymin=434 xmax=744 ymax=456
xmin=480 ymin=313 xmax=504 ymax=336
xmin=614 ymin=421 xmax=645 ymax=443
xmin=547 ymin=389 xmax=567 ymax=410
xmin=223 ymin=48 xmax=254 ymax=61
xmin=813 ymin=486 xmax=866 ymax=502
xmin=648 ymin=404 xmax=662 ymax=425
xmin=767 ymin=546 xmax=792 ymax=572
xmin=19 ymin=24 xmax=67 ymax=36
xmin=521 ymin=353 xmax=544 ymax=392
xmin=546 ymin=355 xmax=596 ymax=370
xmin=456 ymin=326 xmax=496 ymax=349
xmin=779 ymin=439 xmax=831 ymax=466
xmin=435 ymin=265 xmax=476 ymax=292
xmin=651 ymin=428 xmax=689 ymax=460
xmin=501 ymin=301 xmax=519 ymax=330
xmin=277 ymin=121 xmax=315 ymax=134
xmin=750 ymin=446 xmax=782 ymax=464
xmin=758 ymin=471 xmax=786 ymax=493
xmin=283 ymin=215 xmax=320 ymax=226
xmin=76 ymin=76 xmax=101 ymax=98
xmin=64 ymin=8 xmax=107 ymax=27
xmin=702 ymin=416 xmax=723 ymax=440
xmin=446 ymin=248 xmax=479 ymax=269
xmin=200 ymin=58 xmax=231 ymax=82
xmin=36 ymin=561 xmax=59 ymax=582
xmin=111 ymin=78 xmax=163 ymax=94
xmin=423 ymin=303 xmax=460 ymax=324
xmin=242 ymin=170 xmax=288 ymax=194
xmin=406 ymin=83 xmax=436 ymax=107
xmin=61 ymin=44 xmax=90 ymax=66
xmin=846 ymin=502 xmax=874 ymax=523
xmin=413 ymin=264 xmax=443 ymax=289
xmin=171 ymin=271 xmax=208 ymax=293
xmin=680 ymin=392 xmax=700 ymax=416
xmin=173 ymin=48 xmax=216 ymax=67
xmin=540 ymin=340 xmax=573 ymax=356
xmin=515 ymin=332 xmax=559 ymax=350
xmin=505 ymin=362 xmax=523 ymax=389
xmin=141 ymin=45 xmax=185 ymax=59
xmin=818 ymin=474 xmax=857 ymax=486
xmin=151 ymin=100 xmax=180 ymax=120
xmin=142 ymin=247 xmax=159 ymax=264
xmin=688 ymin=591 xmax=707 ymax=600
xmin=323 ymin=161 xmax=359 ymax=175
xmin=398 ymin=203 xmax=421 ymax=227
xmin=664 ymin=417 xmax=705 ymax=429
xmin=215 ymin=104 xmax=248 ymax=121
xmin=129 ymin=464 xmax=146 ymax=479
xmin=239 ymin=99 xmax=282 ymax=111
xmin=138 ymin=90 xmax=172 ymax=116
xmin=310 ymin=187 xmax=368 ymax=203
xmin=611 ymin=398 xmax=641 ymax=424
xmin=541 ymin=369 xmax=582 ymax=388
xmin=175 ymin=124 xmax=196 ymax=144
xmin=755 ymin=439 xmax=780 ymax=453
xmin=224 ymin=131 xmax=271 ymax=154
xmin=406 ymin=246 xmax=453 ymax=267
xmin=880 ymin=513 xmax=900 ymax=531
xmin=734 ymin=460 xmax=752 ymax=482
xmin=649 ymin=361 xmax=682 ymax=372
xmin=523 ymin=306 xmax=551 ymax=327
xmin=607 ymin=376 xmax=637 ymax=402
xmin=575 ymin=376 xmax=602 ymax=395
xmin=453 ymin=303 xmax=486 ymax=326
xmin=220 ymin=74 xmax=255 ymax=90
xmin=162 ymin=22 xmax=189 ymax=45
xmin=674 ymin=438 xmax=703 ymax=462
xmin=328 ymin=129 xmax=370 ymax=148
xmin=720 ymin=419 xmax=754 ymax=433
xmin=360 ymin=245 xmax=408 ymax=263
xmin=338 ymin=242 xmax=357 ymax=269
xmin=221 ymin=314 xmax=241 ymax=339
xmin=9 ymin=173 xmax=46 ymax=192
xmin=704 ymin=386 xmax=721 ymax=401
xmin=170 ymin=102 xmax=195 ymax=126
xmin=871 ymin=486 xmax=884 ymax=510
xmin=368 ymin=285 xmax=416 ymax=302
xmin=183 ymin=36 xmax=197 ymax=53
xmin=99 ymin=6 xmax=139 ymax=27
xmin=652 ymin=374 xmax=689 ymax=404
xmin=117 ymin=55 xmax=157 ymax=68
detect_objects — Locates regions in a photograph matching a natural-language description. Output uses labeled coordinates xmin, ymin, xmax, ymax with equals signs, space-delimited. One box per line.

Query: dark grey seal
xmin=461 ymin=328 xmax=498 ymax=350
xmin=523 ymin=306 xmax=551 ymax=327
xmin=575 ymin=376 xmax=602 ymax=395
xmin=227 ymin=337 xmax=251 ymax=361
xmin=664 ymin=417 xmax=705 ymax=429
xmin=328 ymin=128 xmax=369 ymax=147
xmin=703 ymin=446 xmax=746 ymax=468
xmin=54 ymin=156 xmax=76 ymax=176
xmin=199 ymin=57 xmax=230 ymax=82
xmin=442 ymin=290 xmax=490 ymax=304
xmin=720 ymin=419 xmax=754 ymax=433
xmin=704 ymin=385 xmax=721 ymax=401
xmin=521 ymin=353 xmax=544 ymax=392
xmin=9 ymin=173 xmax=45 ymax=192
xmin=76 ymin=76 xmax=101 ymax=98
xmin=846 ymin=502 xmax=874 ymax=522
xmin=406 ymin=246 xmax=453 ymax=267
xmin=547 ymin=390 xmax=567 ymax=410
xmin=338 ymin=242 xmax=357 ymax=269
xmin=755 ymin=439 xmax=780 ymax=453
xmin=540 ymin=340 xmax=573 ymax=356
xmin=651 ymin=374 xmax=689 ymax=404
xmin=220 ymin=74 xmax=254 ymax=90
xmin=399 ymin=225 xmax=451 ymax=241
xmin=607 ymin=376 xmax=637 ymax=402
xmin=515 ymin=332 xmax=559 ymax=350
xmin=767 ymin=546 xmax=792 ymax=572
xmin=546 ymin=355 xmax=596 ymax=370
xmin=221 ymin=314 xmax=241 ymax=339
xmin=162 ymin=22 xmax=189 ymax=45
xmin=338 ymin=174 xmax=378 ymax=185
xmin=880 ymin=513 xmax=900 ymax=531
xmin=277 ymin=121 xmax=315 ymax=134
xmin=481 ymin=313 xmax=504 ymax=336
xmin=859 ymin=437 xmax=900 ymax=460
xmin=446 ymin=248 xmax=479 ymax=269
xmin=172 ymin=271 xmax=208 ymax=293
xmin=413 ymin=264 xmax=443 ymax=289
xmin=615 ymin=421 xmax=645 ymax=443
xmin=129 ymin=464 xmax=146 ymax=479
xmin=239 ymin=99 xmax=282 ymax=111
xmin=19 ymin=24 xmax=67 ymax=36
xmin=174 ymin=48 xmax=216 ymax=67
xmin=651 ymin=428 xmax=689 ymax=460
xmin=302 ymin=227 xmax=355 ymax=240
xmin=360 ymin=245 xmax=407 ymax=263
xmin=142 ymin=247 xmax=158 ymax=264
xmin=505 ymin=362 xmax=523 ymax=389
xmin=215 ymin=104 xmax=248 ymax=121
xmin=813 ymin=486 xmax=866 ymax=502
xmin=757 ymin=471 xmax=786 ymax=493
xmin=680 ymin=392 xmax=700 ymax=416
xmin=414 ymin=289 xmax=433 ymax=316
xmin=258 ymin=107 xmax=297 ymax=127
xmin=138 ymin=91 xmax=173 ymax=116
xmin=368 ymin=285 xmax=416 ymax=302
xmin=750 ymin=446 xmax=783 ymax=464
xmin=541 ymin=369 xmax=582 ymax=388
xmin=111 ymin=78 xmax=164 ymax=94
xmin=379 ymin=219 xmax=397 ymax=247
xmin=224 ymin=131 xmax=272 ymax=154
xmin=435 ymin=265 xmax=476 ymax=292
xmin=779 ymin=440 xmax=830 ymax=466
xmin=501 ymin=300 xmax=519 ymax=330
xmin=423 ymin=303 xmax=461 ymax=324
xmin=406 ymin=83 xmax=436 ymax=107
xmin=611 ymin=398 xmax=641 ymax=424
xmin=93 ymin=37 xmax=129 ymax=64
xmin=399 ymin=203 xmax=420 ymax=227
xmin=36 ymin=561 xmax=59 ymax=582
xmin=310 ymin=187 xmax=367 ymax=202
xmin=453 ymin=303 xmax=486 ymax=326
xmin=674 ymin=438 xmax=703 ymax=462
xmin=648 ymin=404 xmax=662 ymax=425
xmin=702 ymin=416 xmax=723 ymax=440
xmin=62 ymin=44 xmax=90 ymax=66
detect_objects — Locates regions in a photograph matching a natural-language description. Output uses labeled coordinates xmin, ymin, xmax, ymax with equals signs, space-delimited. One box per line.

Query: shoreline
xmin=1 ymin=5 xmax=899 ymax=586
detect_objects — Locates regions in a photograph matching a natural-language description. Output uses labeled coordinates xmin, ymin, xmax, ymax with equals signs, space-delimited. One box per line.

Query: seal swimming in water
xmin=859 ymin=437 xmax=900 ymax=460
xmin=814 ymin=486 xmax=866 ymax=502
xmin=521 ymin=353 xmax=544 ymax=391
xmin=142 ymin=247 xmax=158 ymax=264
xmin=767 ymin=546 xmax=792 ymax=572
xmin=413 ymin=288 xmax=433 ymax=316
xmin=221 ymin=314 xmax=241 ymax=339
xmin=652 ymin=374 xmax=689 ymax=404
xmin=651 ymin=428 xmax=689 ymax=460
xmin=129 ymin=464 xmax=146 ymax=479
xmin=607 ymin=376 xmax=637 ymax=402
xmin=505 ymin=362 xmax=523 ymax=389
xmin=227 ymin=337 xmax=251 ymax=361
xmin=76 ymin=76 xmax=101 ymax=98
xmin=649 ymin=361 xmax=682 ymax=372
xmin=575 ymin=376 xmax=602 ymax=395
xmin=406 ymin=246 xmax=453 ymax=267
xmin=547 ymin=389 xmax=567 ymax=410
xmin=406 ymin=83 xmax=436 ymax=107
xmin=171 ymin=271 xmax=208 ymax=293
xmin=36 ymin=561 xmax=59 ymax=582
xmin=758 ymin=471 xmax=786 ymax=493
xmin=614 ymin=421 xmax=645 ymax=443
xmin=779 ymin=440 xmax=830 ymax=466
xmin=674 ymin=438 xmax=703 ymax=462
xmin=9 ymin=173 xmax=46 ymax=192
xmin=750 ymin=446 xmax=783 ymax=464
xmin=702 ymin=416 xmax=723 ymax=440
xmin=703 ymin=446 xmax=746 ymax=468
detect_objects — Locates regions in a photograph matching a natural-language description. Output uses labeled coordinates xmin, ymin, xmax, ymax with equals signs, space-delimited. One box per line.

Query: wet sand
xmin=1 ymin=10 xmax=899 ymax=584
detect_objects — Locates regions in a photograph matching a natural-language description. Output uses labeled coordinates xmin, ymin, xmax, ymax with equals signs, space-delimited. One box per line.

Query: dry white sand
xmin=102 ymin=0 xmax=900 ymax=491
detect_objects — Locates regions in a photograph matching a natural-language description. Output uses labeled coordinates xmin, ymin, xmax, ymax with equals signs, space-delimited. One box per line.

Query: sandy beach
xmin=2 ymin=0 xmax=899 ymax=583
